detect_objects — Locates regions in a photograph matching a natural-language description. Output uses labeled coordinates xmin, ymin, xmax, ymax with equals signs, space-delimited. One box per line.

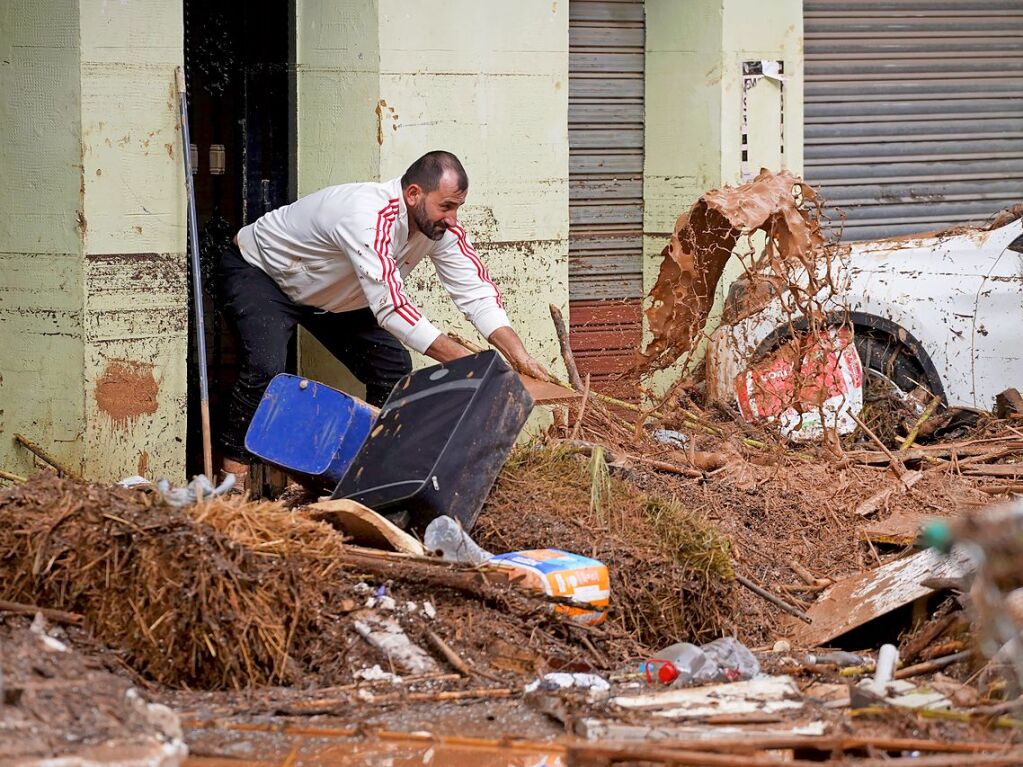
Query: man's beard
xmin=411 ymin=200 xmax=447 ymax=241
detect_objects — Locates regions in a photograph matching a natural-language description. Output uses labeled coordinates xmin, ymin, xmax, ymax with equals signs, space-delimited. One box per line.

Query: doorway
xmin=182 ymin=0 xmax=294 ymax=478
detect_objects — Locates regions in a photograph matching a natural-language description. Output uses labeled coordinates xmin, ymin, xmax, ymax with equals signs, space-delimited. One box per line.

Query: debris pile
xmin=476 ymin=444 xmax=735 ymax=648
xmin=0 ymin=475 xmax=617 ymax=690
xmin=0 ymin=616 xmax=187 ymax=765
xmin=643 ymin=168 xmax=833 ymax=372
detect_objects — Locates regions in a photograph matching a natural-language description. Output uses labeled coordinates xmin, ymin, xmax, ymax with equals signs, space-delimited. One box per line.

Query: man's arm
xmin=428 ymin=224 xmax=553 ymax=380
xmin=423 ymin=330 xmax=552 ymax=382
xmin=487 ymin=327 xmax=553 ymax=382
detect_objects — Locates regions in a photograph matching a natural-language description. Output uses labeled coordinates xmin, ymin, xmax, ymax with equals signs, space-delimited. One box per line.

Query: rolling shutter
xmin=804 ymin=1 xmax=1023 ymax=240
xmin=568 ymin=0 xmax=645 ymax=397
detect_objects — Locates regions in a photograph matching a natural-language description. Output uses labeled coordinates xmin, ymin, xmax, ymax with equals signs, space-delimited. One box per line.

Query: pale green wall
xmin=642 ymin=0 xmax=803 ymax=388
xmin=295 ymin=0 xmax=570 ymax=394
xmin=78 ymin=0 xmax=187 ymax=482
xmin=1 ymin=0 xmax=187 ymax=483
xmin=295 ymin=0 xmax=381 ymax=393
xmin=0 ymin=0 xmax=87 ymax=479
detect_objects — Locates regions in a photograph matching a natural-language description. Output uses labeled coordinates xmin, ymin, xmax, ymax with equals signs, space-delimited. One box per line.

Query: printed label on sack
xmin=487 ymin=549 xmax=610 ymax=625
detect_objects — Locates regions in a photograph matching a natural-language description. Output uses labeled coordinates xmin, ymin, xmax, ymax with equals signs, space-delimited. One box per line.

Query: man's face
xmin=406 ymin=171 xmax=466 ymax=241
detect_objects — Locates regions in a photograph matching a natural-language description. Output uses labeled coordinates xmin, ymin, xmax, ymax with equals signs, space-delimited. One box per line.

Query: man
xmin=219 ymin=150 xmax=551 ymax=485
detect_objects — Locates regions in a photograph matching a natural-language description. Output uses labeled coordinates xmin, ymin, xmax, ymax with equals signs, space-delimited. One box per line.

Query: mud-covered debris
xmin=642 ymin=169 xmax=825 ymax=371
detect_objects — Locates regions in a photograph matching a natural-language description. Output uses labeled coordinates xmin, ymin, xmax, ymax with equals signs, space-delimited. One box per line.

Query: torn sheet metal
xmin=735 ymin=327 xmax=863 ymax=441
xmin=642 ymin=170 xmax=824 ymax=372
xmin=786 ymin=547 xmax=974 ymax=648
xmin=611 ymin=675 xmax=803 ymax=720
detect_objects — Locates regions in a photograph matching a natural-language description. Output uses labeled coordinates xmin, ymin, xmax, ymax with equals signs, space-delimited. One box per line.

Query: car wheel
xmin=852 ymin=326 xmax=936 ymax=400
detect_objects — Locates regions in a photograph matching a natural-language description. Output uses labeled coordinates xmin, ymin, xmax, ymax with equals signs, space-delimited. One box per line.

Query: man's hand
xmin=488 ymin=327 xmax=555 ymax=383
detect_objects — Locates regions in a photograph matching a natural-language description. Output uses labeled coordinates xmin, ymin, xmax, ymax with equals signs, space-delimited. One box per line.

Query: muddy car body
xmin=707 ymin=216 xmax=1023 ymax=411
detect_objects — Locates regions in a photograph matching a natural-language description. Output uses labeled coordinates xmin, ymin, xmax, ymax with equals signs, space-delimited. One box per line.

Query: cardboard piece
xmin=306 ymin=498 xmax=426 ymax=556
xmin=786 ymin=547 xmax=974 ymax=647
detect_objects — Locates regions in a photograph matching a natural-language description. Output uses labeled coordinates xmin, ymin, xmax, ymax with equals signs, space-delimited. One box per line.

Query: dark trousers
xmin=218 ymin=243 xmax=412 ymax=461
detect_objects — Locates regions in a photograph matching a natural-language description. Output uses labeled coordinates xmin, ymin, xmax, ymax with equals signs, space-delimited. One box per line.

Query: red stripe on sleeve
xmin=449 ymin=224 xmax=503 ymax=308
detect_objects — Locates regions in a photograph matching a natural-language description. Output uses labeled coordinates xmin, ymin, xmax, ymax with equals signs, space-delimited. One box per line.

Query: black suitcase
xmin=332 ymin=350 xmax=534 ymax=532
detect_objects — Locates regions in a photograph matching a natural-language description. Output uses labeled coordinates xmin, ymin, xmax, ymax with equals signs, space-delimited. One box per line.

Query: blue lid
xmin=244 ymin=374 xmax=374 ymax=476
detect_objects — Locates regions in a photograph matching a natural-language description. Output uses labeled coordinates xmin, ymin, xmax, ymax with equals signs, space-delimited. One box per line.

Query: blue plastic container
xmin=244 ymin=374 xmax=376 ymax=487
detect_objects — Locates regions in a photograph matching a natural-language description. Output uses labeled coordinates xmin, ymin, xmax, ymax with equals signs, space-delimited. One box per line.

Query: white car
xmin=706 ymin=214 xmax=1023 ymax=412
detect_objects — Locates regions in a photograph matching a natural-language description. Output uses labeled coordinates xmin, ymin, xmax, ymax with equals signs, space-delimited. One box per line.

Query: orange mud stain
xmin=95 ymin=360 xmax=159 ymax=427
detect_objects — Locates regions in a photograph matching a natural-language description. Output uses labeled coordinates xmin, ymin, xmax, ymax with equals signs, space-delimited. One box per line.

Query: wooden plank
xmin=520 ymin=375 xmax=581 ymax=405
xmin=305 ymin=498 xmax=426 ymax=556
xmin=961 ymin=463 xmax=1023 ymax=477
xmin=859 ymin=509 xmax=934 ymax=546
xmin=786 ymin=548 xmax=974 ymax=647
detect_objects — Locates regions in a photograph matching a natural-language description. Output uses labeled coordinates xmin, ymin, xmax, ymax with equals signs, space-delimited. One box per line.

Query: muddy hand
xmin=515 ymin=355 xmax=555 ymax=383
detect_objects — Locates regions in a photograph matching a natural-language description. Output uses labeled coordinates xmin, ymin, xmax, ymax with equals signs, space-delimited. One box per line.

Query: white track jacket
xmin=236 ymin=177 xmax=510 ymax=354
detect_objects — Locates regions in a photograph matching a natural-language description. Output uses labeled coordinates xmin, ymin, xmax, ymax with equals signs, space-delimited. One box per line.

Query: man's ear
xmin=404 ymin=183 xmax=423 ymax=206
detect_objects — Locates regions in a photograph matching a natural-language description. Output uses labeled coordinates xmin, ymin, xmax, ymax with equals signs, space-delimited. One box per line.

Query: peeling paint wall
xmin=295 ymin=1 xmax=570 ymax=392
xmin=0 ymin=0 xmax=87 ymax=478
xmin=78 ymin=0 xmax=187 ymax=482
xmin=642 ymin=0 xmax=803 ymax=389
xmin=1 ymin=0 xmax=187 ymax=483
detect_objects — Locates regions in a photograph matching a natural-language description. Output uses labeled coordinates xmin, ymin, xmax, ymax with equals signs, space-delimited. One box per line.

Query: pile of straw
xmin=0 ymin=474 xmax=359 ymax=689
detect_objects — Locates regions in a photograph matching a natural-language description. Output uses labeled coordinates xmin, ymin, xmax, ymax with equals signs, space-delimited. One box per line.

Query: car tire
xmin=852 ymin=324 xmax=941 ymax=401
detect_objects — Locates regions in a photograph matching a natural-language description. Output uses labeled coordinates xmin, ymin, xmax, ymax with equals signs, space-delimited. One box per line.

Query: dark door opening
xmin=183 ymin=0 xmax=294 ymax=479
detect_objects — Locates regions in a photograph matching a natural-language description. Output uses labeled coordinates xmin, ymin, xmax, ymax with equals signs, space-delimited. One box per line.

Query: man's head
xmin=401 ymin=151 xmax=468 ymax=241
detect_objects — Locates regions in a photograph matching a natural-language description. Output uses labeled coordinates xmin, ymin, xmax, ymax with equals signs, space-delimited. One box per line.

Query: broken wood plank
xmin=305 ymin=498 xmax=426 ymax=555
xmin=520 ymin=374 xmax=581 ymax=405
xmin=612 ymin=676 xmax=804 ymax=720
xmin=961 ymin=464 xmax=1023 ymax=478
xmin=853 ymin=470 xmax=924 ymax=517
xmin=995 ymin=388 xmax=1023 ymax=420
xmin=846 ymin=440 xmax=1023 ymax=466
xmin=859 ymin=509 xmax=933 ymax=547
xmin=786 ymin=547 xmax=974 ymax=647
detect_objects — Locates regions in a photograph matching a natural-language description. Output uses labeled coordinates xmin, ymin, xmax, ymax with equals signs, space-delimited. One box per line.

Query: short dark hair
xmin=401 ymin=151 xmax=468 ymax=193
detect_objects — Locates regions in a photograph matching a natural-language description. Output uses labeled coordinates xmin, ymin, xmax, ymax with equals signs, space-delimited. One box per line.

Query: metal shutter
xmin=568 ymin=0 xmax=645 ymax=397
xmin=804 ymin=1 xmax=1023 ymax=241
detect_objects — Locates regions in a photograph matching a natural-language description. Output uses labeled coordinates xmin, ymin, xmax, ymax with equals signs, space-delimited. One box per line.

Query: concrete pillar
xmin=1 ymin=0 xmax=187 ymax=482
xmin=295 ymin=0 xmax=570 ymax=391
xmin=642 ymin=0 xmax=803 ymax=385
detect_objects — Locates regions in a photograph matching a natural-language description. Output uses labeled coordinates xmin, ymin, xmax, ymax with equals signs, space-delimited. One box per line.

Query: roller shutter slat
xmin=805 ymin=1 xmax=1023 ymax=240
xmin=569 ymin=0 xmax=644 ymax=395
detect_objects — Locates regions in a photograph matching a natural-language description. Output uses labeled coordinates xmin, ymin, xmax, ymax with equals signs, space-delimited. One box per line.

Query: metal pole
xmin=176 ymin=67 xmax=214 ymax=480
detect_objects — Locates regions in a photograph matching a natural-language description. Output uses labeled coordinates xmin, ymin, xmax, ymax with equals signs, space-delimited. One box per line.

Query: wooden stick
xmin=734 ymin=574 xmax=813 ymax=623
xmin=0 ymin=469 xmax=27 ymax=483
xmin=788 ymin=559 xmax=821 ymax=586
xmin=0 ymin=599 xmax=83 ymax=625
xmin=901 ymin=613 xmax=958 ymax=664
xmin=569 ymin=373 xmax=591 ymax=442
xmin=977 ymin=483 xmax=1023 ymax=495
xmin=448 ymin=332 xmax=485 ymax=354
xmin=549 ymin=303 xmax=584 ymax=391
xmin=894 ymin=649 xmax=973 ymax=679
xmin=425 ymin=630 xmax=471 ymax=676
xmin=848 ymin=413 xmax=904 ymax=473
xmin=900 ymin=395 xmax=942 ymax=451
xmin=364 ymin=687 xmax=514 ymax=704
xmin=13 ymin=434 xmax=78 ymax=478
xmin=854 ymin=470 xmax=924 ymax=517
